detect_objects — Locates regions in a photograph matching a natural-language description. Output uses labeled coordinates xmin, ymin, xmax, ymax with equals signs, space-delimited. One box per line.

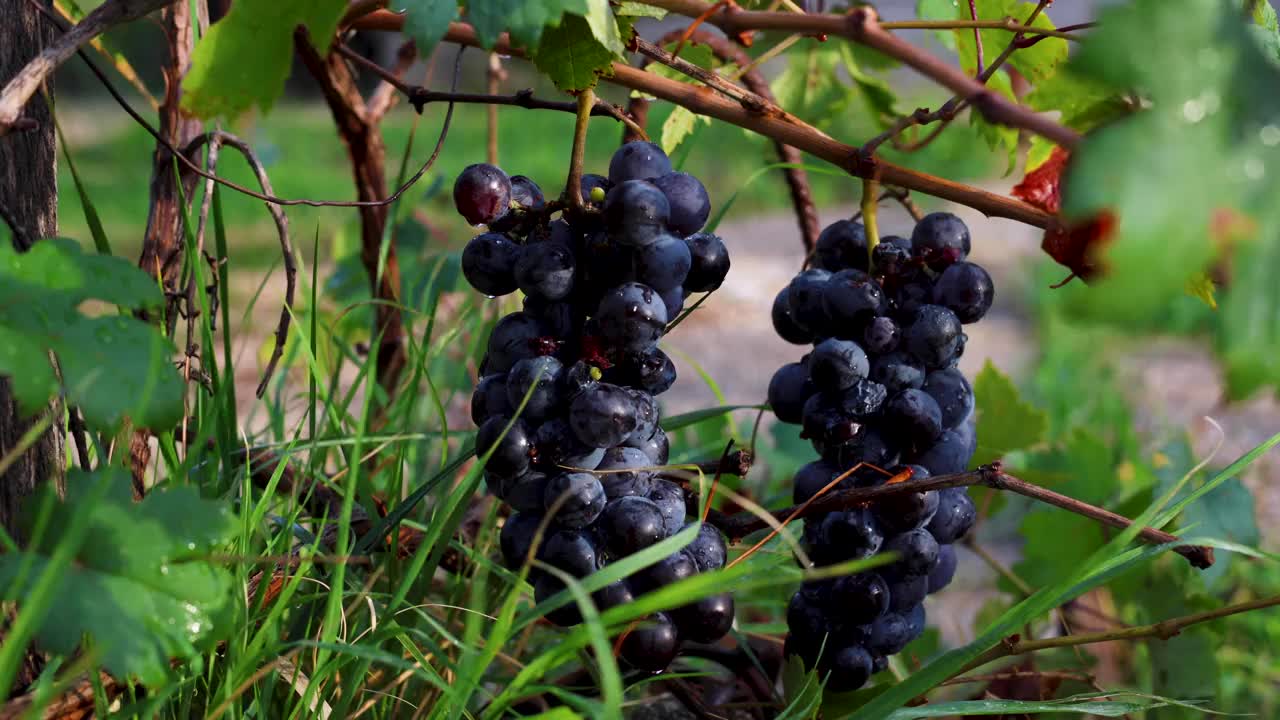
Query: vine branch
xmin=713 ymin=463 xmax=1215 ymax=569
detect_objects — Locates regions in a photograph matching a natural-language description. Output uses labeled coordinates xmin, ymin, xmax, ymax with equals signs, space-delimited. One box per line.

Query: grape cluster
xmin=767 ymin=213 xmax=991 ymax=691
xmin=457 ymin=142 xmax=735 ymax=671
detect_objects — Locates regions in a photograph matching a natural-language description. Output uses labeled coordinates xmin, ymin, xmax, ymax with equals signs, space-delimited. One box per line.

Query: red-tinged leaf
xmin=1011 ymin=147 xmax=1117 ymax=283
xmin=1011 ymin=145 xmax=1069 ymax=214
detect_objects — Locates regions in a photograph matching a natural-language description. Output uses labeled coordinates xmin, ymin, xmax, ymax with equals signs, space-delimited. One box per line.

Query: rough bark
xmin=0 ymin=0 xmax=65 ymax=540
xmin=130 ymin=2 xmax=203 ymax=490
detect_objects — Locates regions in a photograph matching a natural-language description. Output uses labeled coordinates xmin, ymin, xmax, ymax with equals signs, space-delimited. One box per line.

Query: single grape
xmin=922 ymin=367 xmax=974 ymax=431
xmin=593 ymin=580 xmax=635 ymax=611
xmin=685 ymin=523 xmax=728 ymax=571
xmin=523 ymin=295 xmax=580 ymax=338
xmin=627 ymin=389 xmax=660 ymax=446
xmin=604 ymin=180 xmax=670 ymax=247
xmin=823 ymin=425 xmax=899 ymax=470
xmin=646 ymin=478 xmax=687 ymax=536
xmin=865 ymin=612 xmax=911 ymax=655
xmin=904 ymin=305 xmax=963 ymax=369
xmin=614 ymin=347 xmax=677 ymax=395
xmin=862 ymin=315 xmax=901 ymax=355
xmin=543 ymin=472 xmax=607 ymax=529
xmin=800 ymin=391 xmax=852 ymax=445
xmin=870 ymin=351 xmax=926 ymax=393
xmin=485 ymin=312 xmax=546 ymax=374
xmin=489 ymin=175 xmax=546 ymax=232
xmin=891 ymin=279 xmax=933 ymax=323
xmin=787 ymin=268 xmax=834 ymax=336
xmin=932 ymin=261 xmax=995 ymax=323
xmin=793 ymin=459 xmax=841 ymax=504
xmin=927 ymin=543 xmax=958 ymax=593
xmin=506 ymin=355 xmax=564 ymax=422
xmin=824 ymin=644 xmax=874 ymax=693
xmin=542 ymin=529 xmax=601 ymax=577
xmin=883 ymin=388 xmax=944 ymax=449
xmin=534 ymin=575 xmax=583 ymax=627
xmin=883 ymin=528 xmax=940 ymax=578
xmin=470 ymin=373 xmax=511 ymax=425
xmin=840 ymin=378 xmax=888 ymax=419
xmin=831 ymin=573 xmax=890 ymax=625
xmin=595 ymin=446 xmax=655 ymax=499
xmin=619 ymin=612 xmax=681 ymax=671
xmin=532 ymin=418 xmax=606 ymax=471
xmin=635 ymin=550 xmax=698 ymax=594
xmin=674 ymin=593 xmax=734 ymax=643
xmin=476 ymin=416 xmax=532 ymax=480
xmin=500 ymin=512 xmax=542 ymax=570
xmin=683 ymin=232 xmax=731 ymax=292
xmin=908 ymin=428 xmax=972 ymax=476
xmin=904 ymin=604 xmax=926 ymax=639
xmin=602 ymin=496 xmax=669 ymax=555
xmin=504 ymin=470 xmax=551 ymax=514
xmin=926 ymin=488 xmax=977 ymax=543
xmin=816 ymin=509 xmax=884 ymax=563
xmin=873 ymin=487 xmax=939 ymax=535
xmin=514 ymin=240 xmax=576 ymax=301
xmin=659 ymin=286 xmax=685 ymax=319
xmin=808 ymin=338 xmax=870 ymax=392
xmin=823 ymin=269 xmax=885 ymax=328
xmin=911 ymin=212 xmax=971 ymax=271
xmin=609 ymin=141 xmax=673 ymax=183
xmin=453 ymin=163 xmax=511 ymax=226
xmin=815 ymin=219 xmax=869 ymax=272
xmin=887 ymin=575 xmax=929 ymax=612
xmin=461 ymin=232 xmax=520 ymax=296
xmin=635 ymin=233 xmax=692 ymax=290
xmin=871 ymin=235 xmax=914 ymax=278
xmin=768 ymin=361 xmax=816 ymax=424
xmin=772 ymin=287 xmax=815 ymax=344
xmin=595 ymin=282 xmax=668 ymax=351
xmin=560 ymin=360 xmax=602 ymax=400
xmin=624 ymin=426 xmax=670 ymax=465
xmin=568 ymin=383 xmax=638 ymax=448
xmin=652 ymin=171 xmax=711 ymax=236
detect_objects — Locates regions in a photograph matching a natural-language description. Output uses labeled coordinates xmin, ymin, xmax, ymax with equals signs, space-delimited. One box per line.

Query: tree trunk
xmin=0 ymin=0 xmax=65 ymax=540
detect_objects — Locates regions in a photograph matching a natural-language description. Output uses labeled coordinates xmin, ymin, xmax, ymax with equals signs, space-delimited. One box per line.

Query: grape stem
xmin=861 ymin=175 xmax=881 ymax=269
xmin=712 ymin=463 xmax=1216 ymax=569
xmin=565 ymin=88 xmax=595 ymax=212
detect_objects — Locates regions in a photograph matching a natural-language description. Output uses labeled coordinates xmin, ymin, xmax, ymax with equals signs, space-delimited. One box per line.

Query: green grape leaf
xmin=617 ymin=2 xmax=666 ymax=19
xmin=647 ymin=44 xmax=718 ymax=86
xmin=973 ymin=361 xmax=1048 ymax=464
xmin=1062 ymin=0 xmax=1280 ymax=323
xmin=954 ymin=1 xmax=1068 ymax=83
xmin=0 ymin=469 xmax=238 ymax=687
xmin=1184 ymin=476 xmax=1259 ymax=587
xmin=55 ymin=316 xmax=185 ymax=430
xmin=772 ymin=47 xmax=852 ymax=131
xmin=401 ymin=1 xmax=459 ymax=61
xmin=915 ymin=0 xmax=959 ymax=50
xmin=838 ymin=45 xmax=901 ymax=127
xmin=969 ymin=71 xmax=1019 ymax=174
xmin=0 ymin=237 xmax=162 ymax=315
xmin=781 ymin=653 xmax=824 ymax=719
xmin=532 ymin=8 xmax=621 ymax=91
xmin=1025 ymin=68 xmax=1131 ymax=132
xmin=1216 ymin=232 xmax=1280 ymax=398
xmin=661 ymin=105 xmax=710 ymax=154
xmin=183 ymin=0 xmax=349 ymax=118
xmin=1117 ymin=567 xmax=1219 ymax=709
xmin=469 ymin=0 xmax=589 ymax=49
xmin=0 ymin=326 xmax=57 ymax=413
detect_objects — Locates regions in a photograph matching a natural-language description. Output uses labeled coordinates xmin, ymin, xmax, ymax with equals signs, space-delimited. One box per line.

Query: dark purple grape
xmin=485 ymin=312 xmax=546 ymax=374
xmin=865 ymin=612 xmax=910 ymax=655
xmin=831 ymin=573 xmax=890 ymax=625
xmin=504 ymin=470 xmax=550 ymax=513
xmin=840 ymin=378 xmax=888 ymax=419
xmin=542 ymin=529 xmax=601 ymax=577
xmin=908 ymin=428 xmax=972 ymax=476
xmin=595 ymin=446 xmax=655 ymax=499
xmin=595 ymin=282 xmax=668 ymax=352
xmin=823 ymin=426 xmax=899 ymax=469
xmin=652 ymin=171 xmax=710 ymax=236
xmin=603 ymin=496 xmax=669 ymax=555
xmin=891 ymin=280 xmax=934 ymax=323
xmin=489 ymin=175 xmax=546 ymax=232
xmin=454 ymin=163 xmax=511 ymax=226
xmin=532 ymin=418 xmax=605 ymax=471
xmin=932 ymin=261 xmax=994 ymax=323
xmin=911 ymin=212 xmax=971 ymax=271
xmin=883 ymin=388 xmax=944 ymax=448
xmin=627 ymin=389 xmax=660 ymax=446
xmin=624 ymin=425 xmax=670 ymax=466
xmin=659 ymin=286 xmax=685 ymax=319
xmin=674 ymin=593 xmax=734 ymax=643
xmin=871 ymin=235 xmax=914 ymax=278
xmin=786 ymin=591 xmax=833 ymax=665
xmin=568 ymin=383 xmax=637 ymax=448
xmin=685 ymin=523 xmax=728 ymax=571
xmin=523 ymin=296 xmax=580 ymax=338
xmin=615 ymin=347 xmax=677 ymax=395
xmin=887 ymin=575 xmax=928 ymax=611
xmin=768 ymin=361 xmax=816 ymax=424
xmin=922 ymin=367 xmax=974 ymax=431
xmin=646 ymin=478 xmax=687 ymax=536
xmin=926 ymin=488 xmax=977 ymax=543
xmin=823 ymin=269 xmax=885 ymax=328
xmin=815 ymin=219 xmax=869 ymax=272
xmin=594 ymin=580 xmax=635 ymax=611
xmin=904 ymin=604 xmax=926 ymax=638
xmin=793 ymin=459 xmax=841 ymax=504
xmin=683 ymin=232 xmax=730 ymax=292
xmin=883 ymin=528 xmax=940 ymax=578
xmin=862 ymin=316 xmax=900 ymax=355
xmin=461 ymin=232 xmax=520 ymax=296
xmin=800 ymin=391 xmax=852 ymax=445
xmin=635 ymin=233 xmax=692 ymax=291
xmin=535 ymin=574 xmax=583 ymax=626
xmin=927 ymin=543 xmax=958 ymax=593
xmin=787 ymin=269 xmax=834 ymax=336
xmin=816 ymin=509 xmax=883 ymax=563
xmin=514 ymin=240 xmax=576 ymax=301
xmin=824 ymin=644 xmax=874 ymax=692
xmin=609 ymin=141 xmax=673 ymax=184
xmin=872 ymin=486 xmax=939 ymax=534
xmin=560 ymin=360 xmax=602 ymax=400
xmin=543 ymin=472 xmax=607 ymax=529
xmin=870 ymin=351 xmax=926 ymax=394
xmin=808 ymin=338 xmax=870 ymax=392
xmin=904 ymin=305 xmax=963 ymax=369
xmin=477 ymin=416 xmax=532 ymax=480
xmin=772 ymin=287 xmax=815 ymax=344
xmin=471 ymin=373 xmax=511 ymax=425
xmin=604 ymin=180 xmax=670 ymax=247
xmin=500 ymin=512 xmax=543 ymax=570
xmin=619 ymin=612 xmax=681 ymax=671
xmin=506 ymin=355 xmax=564 ymax=422
xmin=635 ymin=550 xmax=698 ymax=594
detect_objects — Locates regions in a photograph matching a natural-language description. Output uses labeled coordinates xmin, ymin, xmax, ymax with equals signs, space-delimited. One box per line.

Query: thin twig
xmin=967 ymin=0 xmax=985 ymax=75
xmin=565 ymin=88 xmax=594 ymax=211
xmin=367 ymin=39 xmax=418 ymax=122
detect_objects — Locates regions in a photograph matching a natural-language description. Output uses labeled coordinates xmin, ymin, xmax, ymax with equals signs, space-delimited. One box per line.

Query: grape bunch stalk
xmin=768 ymin=212 xmax=991 ymax=691
xmin=457 ymin=141 xmax=735 ymax=672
